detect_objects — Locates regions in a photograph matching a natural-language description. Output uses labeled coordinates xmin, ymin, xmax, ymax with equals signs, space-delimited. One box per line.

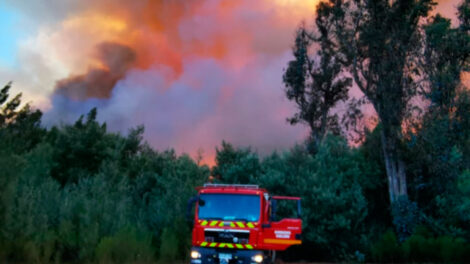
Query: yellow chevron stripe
xmin=227 ymin=243 xmax=234 ymax=248
xmin=236 ymin=221 xmax=245 ymax=228
xmin=200 ymin=242 xmax=208 ymax=247
xmin=209 ymin=242 xmax=217 ymax=247
xmin=235 ymin=244 xmax=244 ymax=249
xmin=230 ymin=222 xmax=236 ymax=227
xmin=245 ymin=244 xmax=253 ymax=249
xmin=209 ymin=220 xmax=218 ymax=226
xmin=201 ymin=220 xmax=208 ymax=226
xmin=218 ymin=243 xmax=226 ymax=248
xmin=246 ymin=222 xmax=255 ymax=228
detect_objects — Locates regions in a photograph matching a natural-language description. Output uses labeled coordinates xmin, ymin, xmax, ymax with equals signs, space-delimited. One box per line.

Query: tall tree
xmin=405 ymin=1 xmax=470 ymax=220
xmin=0 ymin=82 xmax=43 ymax=153
xmin=283 ymin=6 xmax=352 ymax=148
xmin=459 ymin=0 xmax=470 ymax=32
xmin=423 ymin=14 xmax=470 ymax=115
xmin=320 ymin=0 xmax=435 ymax=204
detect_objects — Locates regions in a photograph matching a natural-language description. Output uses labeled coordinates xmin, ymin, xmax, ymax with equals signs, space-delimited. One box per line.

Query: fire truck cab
xmin=187 ymin=184 xmax=302 ymax=264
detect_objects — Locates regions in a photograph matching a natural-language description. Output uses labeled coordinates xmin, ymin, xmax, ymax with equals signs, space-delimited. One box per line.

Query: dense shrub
xmin=95 ymin=227 xmax=155 ymax=264
xmin=215 ymin=136 xmax=369 ymax=260
xmin=0 ymin=98 xmax=208 ymax=262
xmin=371 ymin=227 xmax=470 ymax=263
xmin=370 ymin=230 xmax=402 ymax=262
xmin=158 ymin=227 xmax=179 ymax=262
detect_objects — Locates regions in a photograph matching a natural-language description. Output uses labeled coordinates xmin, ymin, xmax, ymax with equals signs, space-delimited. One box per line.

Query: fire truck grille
xmin=204 ymin=230 xmax=250 ymax=243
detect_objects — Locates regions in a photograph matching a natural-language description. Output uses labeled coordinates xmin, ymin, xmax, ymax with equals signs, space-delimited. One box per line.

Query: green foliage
xmin=391 ymin=197 xmax=422 ymax=241
xmin=283 ymin=12 xmax=351 ymax=147
xmin=95 ymin=226 xmax=155 ymax=264
xmin=371 ymin=227 xmax=470 ymax=262
xmin=0 ymin=86 xmax=209 ymax=263
xmin=458 ymin=0 xmax=470 ymax=32
xmin=47 ymin=108 xmax=122 ymax=185
xmin=423 ymin=14 xmax=470 ymax=112
xmin=209 ymin=135 xmax=372 ymax=260
xmin=158 ymin=227 xmax=179 ymax=262
xmin=370 ymin=230 xmax=402 ymax=262
xmin=1 ymin=144 xmax=60 ymax=263
xmin=0 ymin=82 xmax=44 ymax=154
xmin=456 ymin=170 xmax=470 ymax=221
xmin=322 ymin=0 xmax=436 ymax=207
xmin=212 ymin=141 xmax=261 ymax=183
xmin=260 ymin=136 xmax=369 ymax=259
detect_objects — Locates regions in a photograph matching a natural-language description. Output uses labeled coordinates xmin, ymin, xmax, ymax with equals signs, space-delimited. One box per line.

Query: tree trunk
xmin=380 ymin=130 xmax=408 ymax=204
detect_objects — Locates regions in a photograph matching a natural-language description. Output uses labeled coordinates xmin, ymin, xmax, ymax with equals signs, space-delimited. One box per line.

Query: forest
xmin=1 ymin=0 xmax=470 ymax=262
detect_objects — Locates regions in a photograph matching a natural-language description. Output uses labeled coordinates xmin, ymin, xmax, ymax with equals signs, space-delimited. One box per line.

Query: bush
xmin=158 ymin=227 xmax=179 ymax=262
xmin=259 ymin=136 xmax=369 ymax=260
xmin=95 ymin=226 xmax=155 ymax=264
xmin=392 ymin=197 xmax=422 ymax=241
xmin=371 ymin=228 xmax=470 ymax=263
xmin=370 ymin=229 xmax=402 ymax=262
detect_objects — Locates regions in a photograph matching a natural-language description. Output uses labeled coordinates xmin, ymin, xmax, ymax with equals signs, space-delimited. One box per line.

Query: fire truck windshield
xmin=198 ymin=194 xmax=260 ymax=222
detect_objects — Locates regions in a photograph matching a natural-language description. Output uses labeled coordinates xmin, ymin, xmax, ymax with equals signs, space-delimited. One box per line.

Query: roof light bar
xmin=203 ymin=183 xmax=259 ymax=189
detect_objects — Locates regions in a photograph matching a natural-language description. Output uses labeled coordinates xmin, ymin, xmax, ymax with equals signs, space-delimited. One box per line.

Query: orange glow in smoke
xmin=54 ymin=0 xmax=318 ymax=83
xmin=44 ymin=0 xmax=319 ymax=165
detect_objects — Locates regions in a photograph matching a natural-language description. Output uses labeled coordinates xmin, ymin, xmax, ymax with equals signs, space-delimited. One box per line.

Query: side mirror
xmin=198 ymin=199 xmax=205 ymax=206
xmin=186 ymin=196 xmax=199 ymax=227
xmin=297 ymin=199 xmax=302 ymax=218
xmin=270 ymin=199 xmax=277 ymax=222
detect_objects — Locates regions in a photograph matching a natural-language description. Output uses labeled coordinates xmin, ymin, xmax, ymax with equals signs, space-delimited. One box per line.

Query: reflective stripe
xmin=235 ymin=244 xmax=244 ymax=249
xmin=228 ymin=229 xmax=249 ymax=233
xmin=205 ymin=220 xmax=257 ymax=229
xmin=245 ymin=244 xmax=253 ymax=249
xmin=200 ymin=242 xmax=208 ymax=247
xmin=263 ymin=239 xmax=302 ymax=245
xmin=209 ymin=242 xmax=217 ymax=247
xmin=226 ymin=243 xmax=234 ymax=248
xmin=204 ymin=228 xmax=224 ymax=232
xmin=218 ymin=243 xmax=226 ymax=248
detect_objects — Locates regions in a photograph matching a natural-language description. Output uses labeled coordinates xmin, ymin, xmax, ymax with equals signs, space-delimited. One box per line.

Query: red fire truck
xmin=187 ymin=184 xmax=302 ymax=264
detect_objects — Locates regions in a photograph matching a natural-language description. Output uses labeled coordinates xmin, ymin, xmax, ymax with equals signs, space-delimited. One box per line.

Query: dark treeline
xmin=0 ymin=83 xmax=209 ymax=263
xmin=1 ymin=0 xmax=470 ymax=263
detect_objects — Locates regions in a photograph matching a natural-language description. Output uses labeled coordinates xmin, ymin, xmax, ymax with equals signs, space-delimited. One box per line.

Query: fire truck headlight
xmin=252 ymin=254 xmax=263 ymax=263
xmin=190 ymin=250 xmax=201 ymax=259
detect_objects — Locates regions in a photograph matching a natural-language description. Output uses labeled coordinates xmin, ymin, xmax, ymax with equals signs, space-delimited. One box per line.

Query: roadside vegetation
xmin=1 ymin=0 xmax=470 ymax=262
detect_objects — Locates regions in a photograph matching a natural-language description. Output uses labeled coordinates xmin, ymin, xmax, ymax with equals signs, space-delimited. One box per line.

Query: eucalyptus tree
xmin=283 ymin=3 xmax=352 ymax=149
xmin=315 ymin=0 xmax=435 ymax=204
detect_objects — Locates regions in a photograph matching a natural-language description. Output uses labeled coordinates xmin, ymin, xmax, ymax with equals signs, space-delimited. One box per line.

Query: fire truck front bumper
xmin=190 ymin=246 xmax=266 ymax=264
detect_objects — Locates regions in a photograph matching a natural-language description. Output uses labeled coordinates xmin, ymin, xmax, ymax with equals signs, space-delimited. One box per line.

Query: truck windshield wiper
xmin=200 ymin=217 xmax=224 ymax=220
xmin=232 ymin=218 xmax=250 ymax=222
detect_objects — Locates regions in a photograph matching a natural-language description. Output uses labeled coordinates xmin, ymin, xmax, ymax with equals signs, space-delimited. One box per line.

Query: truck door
xmin=260 ymin=196 xmax=302 ymax=251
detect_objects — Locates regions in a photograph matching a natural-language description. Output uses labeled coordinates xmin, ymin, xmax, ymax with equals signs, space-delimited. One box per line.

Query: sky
xmin=0 ymin=5 xmax=24 ymax=68
xmin=0 ymin=0 xmax=463 ymax=165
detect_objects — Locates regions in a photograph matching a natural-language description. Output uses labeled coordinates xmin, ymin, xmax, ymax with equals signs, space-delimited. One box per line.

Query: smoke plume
xmin=2 ymin=0 xmax=464 ymax=165
xmin=55 ymin=42 xmax=136 ymax=100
